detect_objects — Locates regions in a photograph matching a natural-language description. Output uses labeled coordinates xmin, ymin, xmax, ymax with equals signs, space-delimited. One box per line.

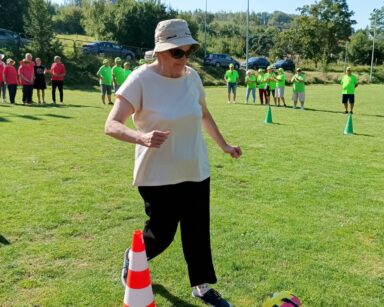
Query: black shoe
xmin=349 ymin=111 xmax=353 ymax=114
xmin=121 ymin=248 xmax=130 ymax=287
xmin=344 ymin=111 xmax=348 ymax=114
xmin=192 ymin=288 xmax=232 ymax=307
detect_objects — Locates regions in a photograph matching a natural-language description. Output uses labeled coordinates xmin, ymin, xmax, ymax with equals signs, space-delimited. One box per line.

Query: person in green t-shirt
xmin=112 ymin=57 xmax=125 ymax=93
xmin=291 ymin=67 xmax=306 ymax=110
xmin=257 ymin=68 xmax=267 ymax=105
xmin=264 ymin=66 xmax=278 ymax=105
xmin=123 ymin=62 xmax=132 ymax=80
xmin=224 ymin=63 xmax=239 ymax=103
xmin=340 ymin=66 xmax=358 ymax=114
xmin=275 ymin=68 xmax=286 ymax=107
xmin=97 ymin=59 xmax=113 ymax=105
xmin=245 ymin=70 xmax=257 ymax=104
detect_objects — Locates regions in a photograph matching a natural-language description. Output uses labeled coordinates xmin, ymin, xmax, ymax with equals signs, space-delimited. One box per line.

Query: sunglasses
xmin=168 ymin=48 xmax=193 ymax=59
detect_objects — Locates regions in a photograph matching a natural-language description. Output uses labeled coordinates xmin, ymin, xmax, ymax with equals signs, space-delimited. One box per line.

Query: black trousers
xmin=7 ymin=84 xmax=17 ymax=104
xmin=52 ymin=80 xmax=64 ymax=102
xmin=22 ymin=85 xmax=33 ymax=103
xmin=138 ymin=178 xmax=217 ymax=287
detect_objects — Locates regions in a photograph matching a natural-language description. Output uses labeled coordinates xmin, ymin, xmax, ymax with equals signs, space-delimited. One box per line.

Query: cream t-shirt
xmin=116 ymin=65 xmax=210 ymax=186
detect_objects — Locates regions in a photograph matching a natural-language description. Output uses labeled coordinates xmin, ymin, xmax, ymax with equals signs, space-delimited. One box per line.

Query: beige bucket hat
xmin=154 ymin=19 xmax=200 ymax=53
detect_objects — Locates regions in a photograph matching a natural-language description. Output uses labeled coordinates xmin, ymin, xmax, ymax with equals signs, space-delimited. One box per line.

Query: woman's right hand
xmin=139 ymin=130 xmax=171 ymax=148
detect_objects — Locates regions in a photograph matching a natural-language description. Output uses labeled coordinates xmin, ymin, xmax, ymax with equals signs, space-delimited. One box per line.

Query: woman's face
xmin=159 ymin=45 xmax=192 ymax=76
xmin=36 ymin=58 xmax=41 ymax=66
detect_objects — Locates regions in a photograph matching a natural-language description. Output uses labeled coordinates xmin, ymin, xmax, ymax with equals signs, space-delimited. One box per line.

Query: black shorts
xmin=342 ymin=94 xmax=355 ymax=104
xmin=265 ymin=86 xmax=275 ymax=97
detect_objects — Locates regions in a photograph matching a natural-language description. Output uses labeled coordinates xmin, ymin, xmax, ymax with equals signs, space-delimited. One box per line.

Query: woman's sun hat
xmin=154 ymin=19 xmax=200 ymax=53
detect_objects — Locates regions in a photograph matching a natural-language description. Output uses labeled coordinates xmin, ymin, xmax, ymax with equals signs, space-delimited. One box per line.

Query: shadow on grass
xmin=0 ymin=235 xmax=11 ymax=246
xmin=153 ymin=284 xmax=199 ymax=307
xmin=353 ymin=133 xmax=375 ymax=137
xmin=44 ymin=113 xmax=72 ymax=119
xmin=15 ymin=103 xmax=103 ymax=109
xmin=0 ymin=117 xmax=10 ymax=122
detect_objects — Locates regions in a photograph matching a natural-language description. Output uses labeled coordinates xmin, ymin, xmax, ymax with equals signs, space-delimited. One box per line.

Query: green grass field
xmin=0 ymin=84 xmax=383 ymax=306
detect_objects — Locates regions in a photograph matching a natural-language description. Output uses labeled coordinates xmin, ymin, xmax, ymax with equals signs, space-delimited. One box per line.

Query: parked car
xmin=0 ymin=28 xmax=32 ymax=46
xmin=203 ymin=53 xmax=240 ymax=69
xmin=240 ymin=57 xmax=270 ymax=70
xmin=82 ymin=41 xmax=135 ymax=60
xmin=272 ymin=59 xmax=295 ymax=72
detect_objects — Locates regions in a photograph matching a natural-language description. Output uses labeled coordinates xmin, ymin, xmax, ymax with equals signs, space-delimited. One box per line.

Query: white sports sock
xmin=194 ymin=283 xmax=210 ymax=296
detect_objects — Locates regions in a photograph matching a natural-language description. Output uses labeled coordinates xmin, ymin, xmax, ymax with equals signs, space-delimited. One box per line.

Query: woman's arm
xmin=201 ymin=102 xmax=241 ymax=158
xmin=105 ymin=96 xmax=170 ymax=148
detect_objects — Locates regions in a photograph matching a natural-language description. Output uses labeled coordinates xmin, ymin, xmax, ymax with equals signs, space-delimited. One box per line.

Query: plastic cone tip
xmin=265 ymin=105 xmax=273 ymax=124
xmin=344 ymin=114 xmax=353 ymax=134
xmin=132 ymin=230 xmax=145 ymax=252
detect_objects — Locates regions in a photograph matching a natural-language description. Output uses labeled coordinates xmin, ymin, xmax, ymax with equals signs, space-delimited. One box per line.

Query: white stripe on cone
xmin=124 ymin=284 xmax=154 ymax=306
xmin=129 ymin=250 xmax=148 ymax=272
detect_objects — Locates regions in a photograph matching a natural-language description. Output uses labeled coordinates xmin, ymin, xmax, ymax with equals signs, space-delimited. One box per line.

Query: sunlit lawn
xmin=0 ymin=84 xmax=383 ymax=306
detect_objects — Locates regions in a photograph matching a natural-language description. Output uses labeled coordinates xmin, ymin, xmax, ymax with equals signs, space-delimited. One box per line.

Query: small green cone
xmin=344 ymin=114 xmax=353 ymax=135
xmin=264 ymin=105 xmax=273 ymax=124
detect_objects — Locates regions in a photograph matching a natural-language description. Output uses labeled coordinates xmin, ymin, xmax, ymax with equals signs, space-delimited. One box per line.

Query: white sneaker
xmin=227 ymin=101 xmax=231 ymax=104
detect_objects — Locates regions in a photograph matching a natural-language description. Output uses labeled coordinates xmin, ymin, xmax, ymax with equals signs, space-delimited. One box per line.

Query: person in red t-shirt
xmin=0 ymin=54 xmax=7 ymax=103
xmin=3 ymin=58 xmax=19 ymax=104
xmin=18 ymin=59 xmax=35 ymax=104
xmin=49 ymin=55 xmax=66 ymax=104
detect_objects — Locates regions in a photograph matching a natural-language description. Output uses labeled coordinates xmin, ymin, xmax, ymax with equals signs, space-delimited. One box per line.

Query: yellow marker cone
xmin=344 ymin=114 xmax=353 ymax=135
xmin=264 ymin=105 xmax=272 ymax=124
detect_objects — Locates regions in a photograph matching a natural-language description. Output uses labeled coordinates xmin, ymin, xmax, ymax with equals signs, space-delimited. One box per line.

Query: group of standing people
xmin=0 ymin=53 xmax=66 ymax=105
xmin=226 ymin=64 xmax=306 ymax=109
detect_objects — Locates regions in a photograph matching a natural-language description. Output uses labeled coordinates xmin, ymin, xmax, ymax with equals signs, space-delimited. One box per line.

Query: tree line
xmin=1 ymin=0 xmax=383 ymax=71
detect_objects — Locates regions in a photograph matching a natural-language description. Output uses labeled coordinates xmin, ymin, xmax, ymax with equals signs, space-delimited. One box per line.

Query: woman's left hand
xmin=223 ymin=145 xmax=242 ymax=158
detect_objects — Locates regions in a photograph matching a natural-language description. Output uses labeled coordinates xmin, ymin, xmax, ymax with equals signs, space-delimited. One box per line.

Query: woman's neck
xmin=149 ymin=61 xmax=186 ymax=78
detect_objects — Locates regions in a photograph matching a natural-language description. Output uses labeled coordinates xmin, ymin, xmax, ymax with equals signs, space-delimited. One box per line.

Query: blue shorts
xmin=101 ymin=84 xmax=112 ymax=96
xmin=227 ymin=82 xmax=237 ymax=94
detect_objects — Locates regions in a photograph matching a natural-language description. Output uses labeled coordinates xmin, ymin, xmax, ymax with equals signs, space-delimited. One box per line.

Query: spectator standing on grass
xmin=33 ymin=58 xmax=47 ymax=104
xmin=50 ymin=56 xmax=66 ymax=104
xmin=18 ymin=59 xmax=34 ymax=104
xmin=340 ymin=66 xmax=358 ymax=114
xmin=291 ymin=67 xmax=305 ymax=110
xmin=123 ymin=62 xmax=132 ymax=80
xmin=97 ymin=59 xmax=113 ymax=105
xmin=275 ymin=68 xmax=286 ymax=107
xmin=257 ymin=68 xmax=267 ymax=105
xmin=224 ymin=63 xmax=239 ymax=103
xmin=265 ymin=66 xmax=277 ymax=105
xmin=245 ymin=69 xmax=257 ymax=104
xmin=105 ymin=19 xmax=241 ymax=307
xmin=3 ymin=59 xmax=18 ymax=105
xmin=112 ymin=57 xmax=125 ymax=93
xmin=0 ymin=54 xmax=6 ymax=103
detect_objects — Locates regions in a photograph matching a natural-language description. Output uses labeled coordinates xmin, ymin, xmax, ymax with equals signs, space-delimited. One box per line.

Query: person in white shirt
xmin=105 ymin=19 xmax=241 ymax=307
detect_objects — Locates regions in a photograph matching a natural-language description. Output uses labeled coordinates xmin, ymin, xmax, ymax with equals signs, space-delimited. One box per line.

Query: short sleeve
xmin=189 ymin=68 xmax=206 ymax=105
xmin=116 ymin=72 xmax=142 ymax=111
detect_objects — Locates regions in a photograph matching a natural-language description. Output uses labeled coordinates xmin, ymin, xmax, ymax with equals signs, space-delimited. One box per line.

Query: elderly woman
xmin=105 ymin=19 xmax=241 ymax=307
xmin=49 ymin=56 xmax=66 ymax=104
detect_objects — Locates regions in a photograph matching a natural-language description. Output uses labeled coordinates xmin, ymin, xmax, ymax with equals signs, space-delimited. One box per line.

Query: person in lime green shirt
xmin=275 ymin=68 xmax=286 ymax=107
xmin=245 ymin=70 xmax=257 ymax=104
xmin=97 ymin=59 xmax=113 ymax=105
xmin=264 ymin=66 xmax=277 ymax=105
xmin=123 ymin=62 xmax=132 ymax=80
xmin=257 ymin=68 xmax=268 ymax=105
xmin=224 ymin=63 xmax=239 ymax=103
xmin=112 ymin=57 xmax=125 ymax=93
xmin=291 ymin=67 xmax=305 ymax=110
xmin=341 ymin=66 xmax=358 ymax=114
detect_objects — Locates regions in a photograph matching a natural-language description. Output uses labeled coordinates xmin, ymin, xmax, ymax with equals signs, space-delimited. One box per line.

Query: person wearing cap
xmin=133 ymin=58 xmax=147 ymax=70
xmin=224 ymin=63 xmax=239 ymax=103
xmin=18 ymin=58 xmax=35 ymax=104
xmin=264 ymin=66 xmax=277 ymax=105
xmin=49 ymin=56 xmax=66 ymax=104
xmin=3 ymin=58 xmax=19 ymax=104
xmin=291 ymin=67 xmax=306 ymax=110
xmin=275 ymin=68 xmax=286 ymax=107
xmin=340 ymin=66 xmax=358 ymax=114
xmin=0 ymin=54 xmax=6 ymax=103
xmin=112 ymin=57 xmax=125 ymax=93
xmin=257 ymin=68 xmax=268 ymax=105
xmin=97 ymin=59 xmax=113 ymax=105
xmin=105 ymin=18 xmax=241 ymax=307
xmin=245 ymin=69 xmax=257 ymax=104
xmin=123 ymin=62 xmax=132 ymax=80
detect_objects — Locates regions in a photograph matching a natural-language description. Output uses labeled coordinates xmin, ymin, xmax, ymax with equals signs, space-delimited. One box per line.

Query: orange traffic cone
xmin=123 ymin=230 xmax=156 ymax=307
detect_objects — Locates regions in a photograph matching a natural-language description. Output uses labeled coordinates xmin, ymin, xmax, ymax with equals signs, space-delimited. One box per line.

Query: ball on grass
xmin=262 ymin=290 xmax=301 ymax=307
